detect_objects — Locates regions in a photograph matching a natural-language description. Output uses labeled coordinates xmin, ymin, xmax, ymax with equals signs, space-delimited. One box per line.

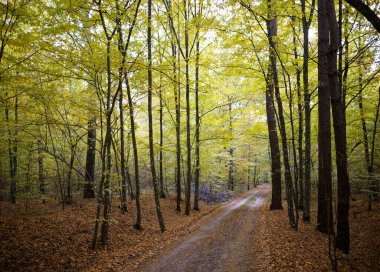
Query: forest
xmin=0 ymin=0 xmax=379 ymax=271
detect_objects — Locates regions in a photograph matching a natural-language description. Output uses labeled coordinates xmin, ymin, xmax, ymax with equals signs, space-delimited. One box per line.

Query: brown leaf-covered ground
xmin=251 ymin=197 xmax=380 ymax=272
xmin=0 ymin=187 xmax=379 ymax=272
xmin=0 ymin=194 xmax=221 ymax=272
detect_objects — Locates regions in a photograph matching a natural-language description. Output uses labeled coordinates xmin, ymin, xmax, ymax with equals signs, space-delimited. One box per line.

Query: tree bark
xmin=266 ymin=1 xmax=282 ymax=211
xmin=65 ymin=144 xmax=76 ymax=204
xmin=125 ymin=76 xmax=142 ymax=229
xmin=5 ymin=96 xmax=17 ymax=204
xmin=317 ymin=0 xmax=333 ymax=234
xmin=184 ymin=0 xmax=192 ymax=216
xmin=267 ymin=0 xmax=296 ymax=228
xmin=301 ymin=0 xmax=315 ymax=222
xmin=100 ymin=38 xmax=113 ymax=246
xmin=194 ymin=5 xmax=201 ymax=210
xmin=370 ymin=87 xmax=380 ymax=196
xmin=326 ymin=0 xmax=350 ymax=252
xmin=228 ymin=101 xmax=234 ymax=191
xmin=326 ymin=0 xmax=350 ymax=254
xmin=148 ymin=0 xmax=166 ymax=232
xmin=84 ymin=119 xmax=96 ymax=198
xmin=38 ymin=140 xmax=45 ymax=195
xmin=119 ymin=68 xmax=128 ymax=212
xmin=159 ymin=77 xmax=166 ymax=198
xmin=291 ymin=12 xmax=303 ymax=210
xmin=165 ymin=0 xmax=182 ymax=213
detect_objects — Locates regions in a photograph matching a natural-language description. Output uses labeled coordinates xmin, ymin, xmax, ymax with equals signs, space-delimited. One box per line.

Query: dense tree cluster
xmin=0 ymin=0 xmax=379 ymax=257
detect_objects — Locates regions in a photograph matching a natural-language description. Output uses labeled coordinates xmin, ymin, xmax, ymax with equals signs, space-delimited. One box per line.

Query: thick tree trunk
xmin=148 ymin=0 xmax=166 ymax=232
xmin=265 ymin=2 xmax=282 ymax=211
xmin=267 ymin=0 xmax=296 ymax=228
xmin=317 ymin=0 xmax=333 ymax=234
xmin=326 ymin=0 xmax=350 ymax=253
xmin=266 ymin=74 xmax=282 ymax=211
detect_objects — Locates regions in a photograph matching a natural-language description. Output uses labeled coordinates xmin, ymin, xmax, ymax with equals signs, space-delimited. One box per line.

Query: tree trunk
xmin=265 ymin=3 xmax=282 ymax=211
xmin=38 ymin=140 xmax=45 ymax=195
xmin=159 ymin=79 xmax=166 ymax=198
xmin=84 ymin=119 xmax=96 ymax=198
xmin=174 ymin=39 xmax=182 ymax=213
xmin=292 ymin=14 xmax=304 ymax=210
xmin=100 ymin=39 xmax=113 ymax=247
xmin=267 ymin=0 xmax=295 ymax=227
xmin=65 ymin=144 xmax=75 ymax=204
xmin=326 ymin=0 xmax=350 ymax=253
xmin=166 ymin=0 xmax=182 ymax=213
xmin=125 ymin=76 xmax=142 ymax=229
xmin=5 ymin=96 xmax=17 ymax=204
xmin=184 ymin=0 xmax=192 ymax=216
xmin=194 ymin=12 xmax=200 ymax=211
xmin=228 ymin=102 xmax=234 ymax=191
xmin=148 ymin=0 xmax=166 ymax=232
xmin=370 ymin=87 xmax=380 ymax=196
xmin=317 ymin=0 xmax=333 ymax=234
xmin=301 ymin=0 xmax=315 ymax=222
xmin=119 ymin=67 xmax=128 ymax=213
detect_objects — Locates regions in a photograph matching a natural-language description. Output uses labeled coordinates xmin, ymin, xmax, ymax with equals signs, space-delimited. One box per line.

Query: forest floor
xmin=142 ymin=185 xmax=380 ymax=272
xmin=0 ymin=185 xmax=379 ymax=272
xmin=249 ymin=196 xmax=380 ymax=272
xmin=142 ymin=184 xmax=271 ymax=272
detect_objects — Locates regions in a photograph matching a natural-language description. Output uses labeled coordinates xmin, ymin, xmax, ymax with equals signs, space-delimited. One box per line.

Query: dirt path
xmin=142 ymin=184 xmax=271 ymax=272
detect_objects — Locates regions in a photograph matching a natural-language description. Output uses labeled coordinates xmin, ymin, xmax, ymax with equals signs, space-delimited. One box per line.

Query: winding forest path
xmin=143 ymin=184 xmax=271 ymax=272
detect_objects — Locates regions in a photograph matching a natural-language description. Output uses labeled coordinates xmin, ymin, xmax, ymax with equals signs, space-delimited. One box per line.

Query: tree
xmin=267 ymin=0 xmax=296 ymax=228
xmin=83 ymin=119 xmax=96 ymax=199
xmin=193 ymin=0 xmax=203 ymax=211
xmin=301 ymin=0 xmax=315 ymax=222
xmin=344 ymin=0 xmax=380 ymax=32
xmin=238 ymin=0 xmax=283 ymax=211
xmin=162 ymin=0 xmax=182 ymax=213
xmin=317 ymin=0 xmax=333 ymax=234
xmin=326 ymin=0 xmax=350 ymax=253
xmin=148 ymin=0 xmax=166 ymax=232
